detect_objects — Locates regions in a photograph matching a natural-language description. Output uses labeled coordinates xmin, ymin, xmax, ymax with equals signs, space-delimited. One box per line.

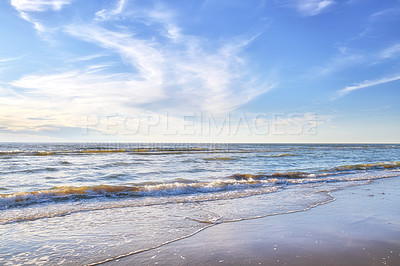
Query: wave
xmin=0 ymin=148 xmax=261 ymax=157
xmin=1 ymin=170 xmax=399 ymax=225
xmin=229 ymin=171 xmax=329 ymax=180
xmin=0 ymin=186 xmax=279 ymax=225
xmin=81 ymin=149 xmax=127 ymax=153
xmin=0 ymin=179 xmax=277 ymax=209
xmin=2 ymin=162 xmax=399 ymax=210
xmin=230 ymin=161 xmax=400 ymax=181
xmin=0 ymin=167 xmax=59 ymax=175
xmin=203 ymin=157 xmax=236 ymax=161
xmin=259 ymin=153 xmax=295 ymax=158
xmin=34 ymin=151 xmax=56 ymax=156
xmin=332 ymin=161 xmax=400 ymax=171
xmin=2 ymin=171 xmax=398 ymax=225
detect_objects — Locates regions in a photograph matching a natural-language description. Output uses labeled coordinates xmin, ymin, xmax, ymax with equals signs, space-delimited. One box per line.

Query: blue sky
xmin=0 ymin=0 xmax=399 ymax=143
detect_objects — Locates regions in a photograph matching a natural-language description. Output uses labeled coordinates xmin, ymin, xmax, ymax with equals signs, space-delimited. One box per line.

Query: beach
xmin=2 ymin=0 xmax=400 ymax=265
xmin=1 ymin=143 xmax=400 ymax=265
xmin=107 ymin=176 xmax=400 ymax=265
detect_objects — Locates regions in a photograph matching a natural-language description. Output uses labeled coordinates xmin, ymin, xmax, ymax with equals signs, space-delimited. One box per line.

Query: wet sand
xmin=105 ymin=176 xmax=400 ymax=265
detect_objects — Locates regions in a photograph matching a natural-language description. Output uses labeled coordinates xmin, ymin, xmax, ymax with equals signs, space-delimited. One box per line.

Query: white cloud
xmin=10 ymin=66 xmax=165 ymax=107
xmin=0 ymin=55 xmax=24 ymax=63
xmin=68 ymin=53 xmax=108 ymax=62
xmin=370 ymin=8 xmax=400 ymax=21
xmin=318 ymin=53 xmax=364 ymax=76
xmin=64 ymin=25 xmax=164 ymax=84
xmin=2 ymin=66 xmax=156 ymax=133
xmin=95 ymin=0 xmax=126 ymax=21
xmin=63 ymin=23 xmax=273 ymax=114
xmin=336 ymin=74 xmax=400 ymax=98
xmin=379 ymin=43 xmax=400 ymax=59
xmin=296 ymin=0 xmax=335 ymax=16
xmin=6 ymin=1 xmax=274 ymax=134
xmin=10 ymin=0 xmax=71 ymax=12
xmin=10 ymin=0 xmax=71 ymax=33
xmin=307 ymin=46 xmax=364 ymax=77
xmin=147 ymin=7 xmax=182 ymax=41
xmin=6 ymin=24 xmax=273 ymax=132
xmin=354 ymin=7 xmax=400 ymax=40
xmin=18 ymin=11 xmax=47 ymax=32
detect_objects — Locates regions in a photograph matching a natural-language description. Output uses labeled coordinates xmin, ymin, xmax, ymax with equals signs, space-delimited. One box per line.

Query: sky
xmin=0 ymin=0 xmax=399 ymax=143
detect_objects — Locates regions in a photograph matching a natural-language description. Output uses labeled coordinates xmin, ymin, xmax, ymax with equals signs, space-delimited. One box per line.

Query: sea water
xmin=0 ymin=143 xmax=399 ymax=265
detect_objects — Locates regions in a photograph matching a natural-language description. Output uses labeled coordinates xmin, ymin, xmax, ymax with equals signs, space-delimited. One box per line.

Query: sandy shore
xmin=105 ymin=176 xmax=400 ymax=265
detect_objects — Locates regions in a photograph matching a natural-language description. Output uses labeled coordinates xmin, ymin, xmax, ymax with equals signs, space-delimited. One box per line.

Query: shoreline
xmin=105 ymin=176 xmax=400 ymax=265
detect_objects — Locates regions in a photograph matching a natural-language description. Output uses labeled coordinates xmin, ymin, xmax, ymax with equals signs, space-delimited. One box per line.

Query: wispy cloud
xmin=10 ymin=66 xmax=164 ymax=106
xmin=2 ymin=66 xmax=154 ymax=133
xmin=335 ymin=73 xmax=400 ymax=98
xmin=68 ymin=53 xmax=108 ymax=62
xmin=315 ymin=46 xmax=364 ymax=76
xmin=62 ymin=22 xmax=273 ymax=114
xmin=10 ymin=0 xmax=71 ymax=33
xmin=5 ymin=2 xmax=274 ymax=134
xmin=356 ymin=7 xmax=400 ymax=39
xmin=95 ymin=0 xmax=126 ymax=21
xmin=10 ymin=0 xmax=71 ymax=12
xmin=370 ymin=7 xmax=400 ymax=21
xmin=309 ymin=42 xmax=397 ymax=78
xmin=147 ymin=6 xmax=182 ymax=42
xmin=361 ymin=105 xmax=391 ymax=112
xmin=379 ymin=43 xmax=400 ymax=59
xmin=0 ymin=55 xmax=24 ymax=63
xmin=296 ymin=0 xmax=335 ymax=16
xmin=275 ymin=0 xmax=335 ymax=16
xmin=18 ymin=11 xmax=47 ymax=32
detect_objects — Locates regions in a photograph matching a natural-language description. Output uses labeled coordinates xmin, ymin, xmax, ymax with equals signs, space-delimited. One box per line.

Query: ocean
xmin=0 ymin=143 xmax=399 ymax=265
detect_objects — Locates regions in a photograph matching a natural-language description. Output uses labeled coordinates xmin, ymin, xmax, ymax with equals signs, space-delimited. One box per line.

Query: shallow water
xmin=0 ymin=143 xmax=399 ymax=265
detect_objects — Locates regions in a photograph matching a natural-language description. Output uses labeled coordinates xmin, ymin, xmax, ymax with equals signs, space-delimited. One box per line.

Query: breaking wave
xmin=332 ymin=161 xmax=400 ymax=171
xmin=0 ymin=179 xmax=276 ymax=209
xmin=2 ymin=160 xmax=399 ymax=210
